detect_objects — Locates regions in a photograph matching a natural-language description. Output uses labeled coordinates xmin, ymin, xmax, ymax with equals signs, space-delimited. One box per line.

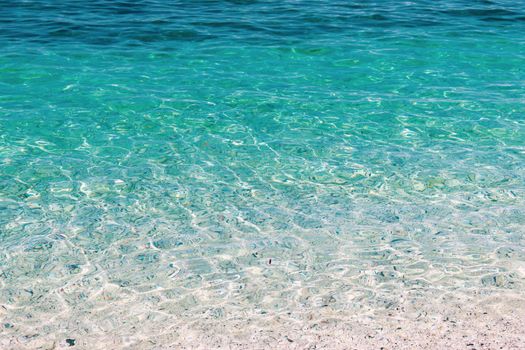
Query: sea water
xmin=0 ymin=0 xmax=524 ymax=348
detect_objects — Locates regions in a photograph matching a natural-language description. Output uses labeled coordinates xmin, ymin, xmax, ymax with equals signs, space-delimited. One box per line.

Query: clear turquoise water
xmin=1 ymin=1 xmax=525 ymax=348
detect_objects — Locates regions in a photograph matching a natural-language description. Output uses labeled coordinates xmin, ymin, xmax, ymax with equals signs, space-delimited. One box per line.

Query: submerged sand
xmin=2 ymin=289 xmax=524 ymax=349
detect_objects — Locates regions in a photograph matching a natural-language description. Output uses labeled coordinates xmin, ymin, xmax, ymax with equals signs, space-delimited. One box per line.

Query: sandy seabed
xmin=1 ymin=290 xmax=524 ymax=350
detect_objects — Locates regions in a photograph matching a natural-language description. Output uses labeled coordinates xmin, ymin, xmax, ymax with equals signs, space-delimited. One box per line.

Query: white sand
xmin=2 ymin=290 xmax=524 ymax=349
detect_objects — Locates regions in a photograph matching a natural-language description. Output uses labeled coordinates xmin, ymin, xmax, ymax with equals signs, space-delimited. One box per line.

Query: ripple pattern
xmin=1 ymin=0 xmax=525 ymax=348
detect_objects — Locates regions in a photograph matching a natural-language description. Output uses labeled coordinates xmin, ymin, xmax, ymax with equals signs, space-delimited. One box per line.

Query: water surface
xmin=1 ymin=0 xmax=525 ymax=348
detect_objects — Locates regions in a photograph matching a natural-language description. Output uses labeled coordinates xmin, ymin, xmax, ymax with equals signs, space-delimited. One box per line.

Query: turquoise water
xmin=1 ymin=1 xmax=525 ymax=348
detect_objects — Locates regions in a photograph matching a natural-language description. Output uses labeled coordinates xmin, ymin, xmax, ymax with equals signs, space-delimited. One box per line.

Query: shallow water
xmin=1 ymin=0 xmax=525 ymax=348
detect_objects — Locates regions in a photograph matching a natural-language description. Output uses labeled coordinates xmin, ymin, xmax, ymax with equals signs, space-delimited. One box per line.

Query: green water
xmin=1 ymin=0 xmax=524 ymax=348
